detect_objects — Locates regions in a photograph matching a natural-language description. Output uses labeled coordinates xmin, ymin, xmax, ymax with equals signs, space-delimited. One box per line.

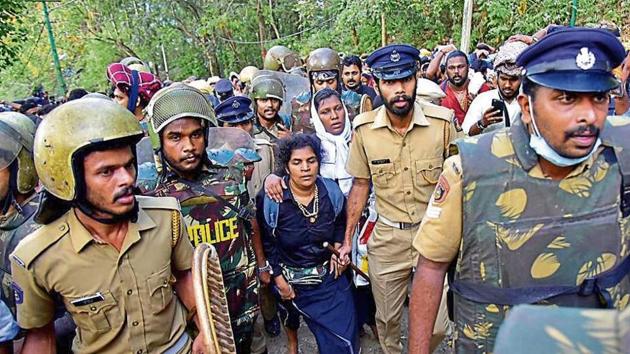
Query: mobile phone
xmin=491 ymin=99 xmax=509 ymax=127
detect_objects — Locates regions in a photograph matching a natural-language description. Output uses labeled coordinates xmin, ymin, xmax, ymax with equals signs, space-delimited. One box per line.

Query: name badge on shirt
xmin=371 ymin=159 xmax=391 ymax=165
xmin=70 ymin=292 xmax=105 ymax=306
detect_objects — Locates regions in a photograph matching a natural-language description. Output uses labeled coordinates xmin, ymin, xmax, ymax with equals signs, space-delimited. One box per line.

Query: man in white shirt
xmin=463 ymin=41 xmax=528 ymax=136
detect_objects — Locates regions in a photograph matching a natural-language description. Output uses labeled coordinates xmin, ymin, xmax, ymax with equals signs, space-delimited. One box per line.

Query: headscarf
xmin=494 ymin=41 xmax=529 ymax=76
xmin=106 ymin=63 xmax=162 ymax=112
xmin=310 ymin=90 xmax=353 ymax=195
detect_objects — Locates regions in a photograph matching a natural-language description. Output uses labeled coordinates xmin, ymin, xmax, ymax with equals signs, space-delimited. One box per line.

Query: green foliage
xmin=0 ymin=0 xmax=628 ymax=100
xmin=0 ymin=0 xmax=26 ymax=68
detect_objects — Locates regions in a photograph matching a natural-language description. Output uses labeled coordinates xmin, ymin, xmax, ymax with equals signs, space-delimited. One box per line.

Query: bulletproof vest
xmin=0 ymin=196 xmax=39 ymax=315
xmin=148 ymin=164 xmax=258 ymax=338
xmin=452 ymin=119 xmax=630 ymax=352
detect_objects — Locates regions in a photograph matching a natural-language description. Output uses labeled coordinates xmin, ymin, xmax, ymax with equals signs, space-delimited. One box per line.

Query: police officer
xmin=0 ymin=112 xmax=38 ymax=352
xmin=409 ymin=28 xmax=630 ymax=353
xmin=216 ymin=95 xmax=278 ymax=354
xmin=10 ymin=98 xmax=201 ymax=353
xmin=344 ymin=44 xmax=456 ymax=354
xmin=291 ymin=48 xmax=372 ymax=133
xmin=144 ymin=84 xmax=259 ymax=354
xmin=263 ymin=45 xmax=304 ymax=75
xmin=250 ymin=73 xmax=292 ymax=142
xmin=215 ymin=79 xmax=236 ymax=103
xmin=494 ymin=304 xmax=629 ymax=353
xmin=239 ymin=66 xmax=260 ymax=96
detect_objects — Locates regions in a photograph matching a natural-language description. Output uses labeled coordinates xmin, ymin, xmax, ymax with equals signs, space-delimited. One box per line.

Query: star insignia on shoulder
xmin=576 ymin=47 xmax=596 ymax=70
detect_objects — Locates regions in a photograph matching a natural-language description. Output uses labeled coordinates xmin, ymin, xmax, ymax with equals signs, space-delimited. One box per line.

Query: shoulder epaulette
xmin=136 ymin=195 xmax=181 ymax=211
xmin=352 ymin=109 xmax=378 ymax=129
xmin=420 ymin=101 xmax=454 ymax=122
xmin=11 ymin=217 xmax=68 ymax=269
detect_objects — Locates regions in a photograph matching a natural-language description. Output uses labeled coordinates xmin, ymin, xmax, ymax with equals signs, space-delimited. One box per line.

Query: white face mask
xmin=527 ymin=95 xmax=601 ymax=167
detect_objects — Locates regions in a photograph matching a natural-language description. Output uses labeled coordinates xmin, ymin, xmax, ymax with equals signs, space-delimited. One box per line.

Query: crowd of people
xmin=1 ymin=20 xmax=630 ymax=354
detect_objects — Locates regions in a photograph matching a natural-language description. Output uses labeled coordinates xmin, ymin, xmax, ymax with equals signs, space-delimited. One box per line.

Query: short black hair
xmin=68 ymin=88 xmax=89 ymax=101
xmin=276 ymin=134 xmax=322 ymax=176
xmin=342 ymin=55 xmax=362 ymax=69
xmin=445 ymin=50 xmax=469 ymax=66
xmin=521 ymin=77 xmax=541 ymax=99
xmin=313 ymin=88 xmax=341 ymax=112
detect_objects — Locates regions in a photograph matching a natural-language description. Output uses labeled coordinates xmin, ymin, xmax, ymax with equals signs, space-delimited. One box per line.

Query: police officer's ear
xmin=373 ymin=78 xmax=381 ymax=96
xmin=518 ymin=93 xmax=532 ymax=125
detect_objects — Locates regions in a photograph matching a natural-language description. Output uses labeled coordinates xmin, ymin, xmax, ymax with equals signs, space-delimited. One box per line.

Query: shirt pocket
xmin=147 ymin=262 xmax=175 ymax=315
xmin=415 ymin=158 xmax=443 ymax=186
xmin=66 ymin=291 xmax=118 ymax=333
xmin=370 ymin=162 xmax=396 ymax=188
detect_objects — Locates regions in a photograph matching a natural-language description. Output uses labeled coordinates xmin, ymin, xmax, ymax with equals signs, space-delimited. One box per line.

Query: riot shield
xmin=206 ymin=127 xmax=261 ymax=167
xmin=253 ymin=70 xmax=309 ymax=117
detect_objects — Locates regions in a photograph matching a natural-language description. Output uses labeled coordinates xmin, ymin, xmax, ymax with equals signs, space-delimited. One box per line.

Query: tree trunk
xmin=256 ymin=0 xmax=267 ymax=59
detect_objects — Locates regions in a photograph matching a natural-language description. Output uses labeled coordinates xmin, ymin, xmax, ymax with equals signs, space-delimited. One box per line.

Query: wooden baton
xmin=323 ymin=242 xmax=370 ymax=283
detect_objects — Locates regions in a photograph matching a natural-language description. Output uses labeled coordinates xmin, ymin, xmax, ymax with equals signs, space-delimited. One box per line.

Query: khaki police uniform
xmin=10 ymin=196 xmax=194 ymax=354
xmin=248 ymin=138 xmax=274 ymax=200
xmin=346 ymin=101 xmax=455 ymax=354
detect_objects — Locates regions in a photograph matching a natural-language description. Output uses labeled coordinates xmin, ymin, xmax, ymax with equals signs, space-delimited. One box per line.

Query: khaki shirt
xmin=10 ymin=196 xmax=194 ymax=354
xmin=248 ymin=138 xmax=274 ymax=200
xmin=346 ymin=101 xmax=457 ymax=224
xmin=413 ymin=149 xmax=602 ymax=263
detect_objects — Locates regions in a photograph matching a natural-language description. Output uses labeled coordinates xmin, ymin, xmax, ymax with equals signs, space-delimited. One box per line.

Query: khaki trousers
xmin=368 ymin=220 xmax=449 ymax=354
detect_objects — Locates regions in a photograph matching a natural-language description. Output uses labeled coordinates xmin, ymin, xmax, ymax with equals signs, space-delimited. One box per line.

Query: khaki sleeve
xmin=345 ymin=129 xmax=371 ymax=179
xmin=172 ymin=211 xmax=194 ymax=271
xmin=10 ymin=260 xmax=55 ymax=329
xmin=412 ymin=155 xmax=463 ymax=263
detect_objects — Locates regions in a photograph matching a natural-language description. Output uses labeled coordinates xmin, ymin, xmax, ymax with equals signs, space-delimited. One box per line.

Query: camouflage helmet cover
xmin=250 ymin=73 xmax=285 ymax=102
xmin=147 ymin=83 xmax=217 ymax=133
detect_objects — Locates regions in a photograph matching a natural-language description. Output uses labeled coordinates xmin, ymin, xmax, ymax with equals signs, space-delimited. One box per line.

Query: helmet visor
xmin=0 ymin=128 xmax=21 ymax=171
xmin=206 ymin=127 xmax=260 ymax=166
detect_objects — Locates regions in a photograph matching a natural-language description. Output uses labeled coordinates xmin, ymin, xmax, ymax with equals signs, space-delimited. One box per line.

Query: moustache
xmin=113 ymin=187 xmax=134 ymax=202
xmin=565 ymin=125 xmax=600 ymax=139
xmin=180 ymin=153 xmax=200 ymax=162
xmin=389 ymin=95 xmax=413 ymax=104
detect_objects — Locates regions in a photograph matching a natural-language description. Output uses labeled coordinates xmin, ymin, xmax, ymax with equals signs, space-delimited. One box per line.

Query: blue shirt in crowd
xmin=256 ymin=178 xmax=346 ymax=276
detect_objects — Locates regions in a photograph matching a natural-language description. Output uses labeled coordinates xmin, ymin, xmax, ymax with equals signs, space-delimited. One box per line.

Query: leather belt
xmin=378 ymin=215 xmax=421 ymax=230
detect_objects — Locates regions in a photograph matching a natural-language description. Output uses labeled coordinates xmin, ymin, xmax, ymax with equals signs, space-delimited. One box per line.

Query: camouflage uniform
xmin=146 ymin=161 xmax=259 ymax=346
xmin=143 ymin=85 xmax=259 ymax=351
xmin=450 ymin=118 xmax=630 ymax=352
xmin=494 ymin=304 xmax=630 ymax=354
xmin=0 ymin=195 xmax=39 ymax=316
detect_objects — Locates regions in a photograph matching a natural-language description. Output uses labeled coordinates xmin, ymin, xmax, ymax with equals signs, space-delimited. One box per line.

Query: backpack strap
xmin=320 ymin=177 xmax=345 ymax=219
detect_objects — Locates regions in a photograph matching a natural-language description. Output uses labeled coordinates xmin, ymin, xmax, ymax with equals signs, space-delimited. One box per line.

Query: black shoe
xmin=264 ymin=315 xmax=281 ymax=337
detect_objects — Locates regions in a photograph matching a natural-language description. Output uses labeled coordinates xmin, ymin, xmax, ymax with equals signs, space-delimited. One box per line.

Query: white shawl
xmin=310 ymin=96 xmax=353 ymax=195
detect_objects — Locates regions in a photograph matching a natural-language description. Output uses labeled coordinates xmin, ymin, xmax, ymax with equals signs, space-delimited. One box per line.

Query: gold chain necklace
xmin=291 ymin=185 xmax=319 ymax=223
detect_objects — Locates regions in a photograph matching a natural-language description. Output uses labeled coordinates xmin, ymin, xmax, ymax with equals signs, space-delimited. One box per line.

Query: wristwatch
xmin=476 ymin=120 xmax=486 ymax=130
xmin=258 ymin=261 xmax=273 ymax=274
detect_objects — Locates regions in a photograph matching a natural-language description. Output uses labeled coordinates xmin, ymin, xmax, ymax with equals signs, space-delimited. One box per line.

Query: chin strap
xmin=73 ymin=198 xmax=139 ymax=225
xmin=1 ymin=162 xmax=19 ymax=214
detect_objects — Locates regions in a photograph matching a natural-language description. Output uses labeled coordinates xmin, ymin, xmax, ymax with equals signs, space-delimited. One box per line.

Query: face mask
xmin=527 ymin=95 xmax=601 ymax=167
